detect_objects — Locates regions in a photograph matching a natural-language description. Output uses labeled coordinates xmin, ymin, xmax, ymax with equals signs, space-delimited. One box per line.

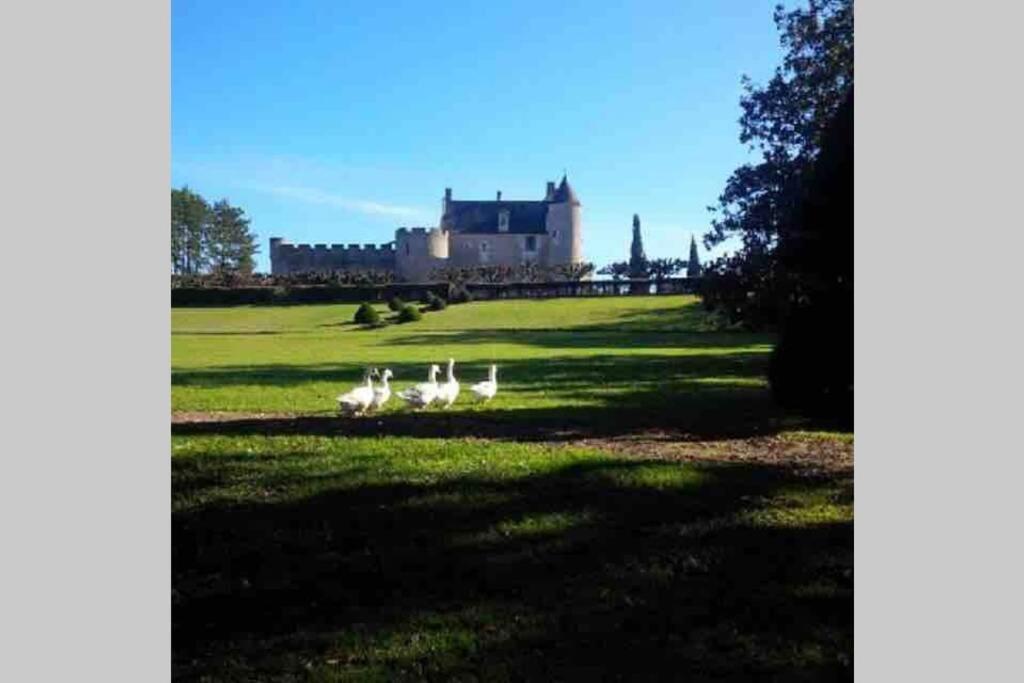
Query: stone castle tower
xmin=270 ymin=175 xmax=584 ymax=281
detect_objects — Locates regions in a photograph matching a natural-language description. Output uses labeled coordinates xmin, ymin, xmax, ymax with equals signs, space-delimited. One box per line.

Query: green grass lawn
xmin=172 ymin=297 xmax=788 ymax=433
xmin=172 ymin=295 xmax=853 ymax=681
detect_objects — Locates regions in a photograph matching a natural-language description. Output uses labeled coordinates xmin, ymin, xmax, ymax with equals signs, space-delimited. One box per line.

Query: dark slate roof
xmin=445 ymin=200 xmax=549 ymax=234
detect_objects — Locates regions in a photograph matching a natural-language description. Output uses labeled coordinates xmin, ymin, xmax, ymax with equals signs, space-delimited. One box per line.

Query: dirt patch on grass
xmin=571 ymin=432 xmax=852 ymax=474
xmin=172 ymin=411 xmax=852 ymax=473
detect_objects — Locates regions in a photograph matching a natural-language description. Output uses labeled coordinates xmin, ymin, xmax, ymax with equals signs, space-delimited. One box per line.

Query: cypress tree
xmin=629 ymin=214 xmax=648 ymax=278
xmin=687 ymin=235 xmax=702 ymax=278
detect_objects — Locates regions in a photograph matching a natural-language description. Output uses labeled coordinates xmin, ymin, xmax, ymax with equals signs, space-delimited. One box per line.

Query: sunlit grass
xmin=171 ymin=296 xmax=779 ymax=416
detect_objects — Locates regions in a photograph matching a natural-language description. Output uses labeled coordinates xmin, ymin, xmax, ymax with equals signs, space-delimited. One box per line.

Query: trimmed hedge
xmin=171 ymin=283 xmax=450 ymax=307
xmin=448 ymin=283 xmax=474 ymax=304
xmin=426 ymin=291 xmax=447 ymax=311
xmin=397 ymin=305 xmax=423 ymax=323
xmin=353 ymin=302 xmax=380 ymax=326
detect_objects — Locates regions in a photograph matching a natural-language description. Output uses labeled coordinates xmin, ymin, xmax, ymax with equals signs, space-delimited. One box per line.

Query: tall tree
xmin=171 ymin=187 xmax=210 ymax=274
xmin=207 ymin=199 xmax=259 ymax=276
xmin=629 ymin=214 xmax=648 ymax=278
xmin=687 ymin=236 xmax=702 ymax=278
xmin=702 ymin=0 xmax=853 ymax=327
xmin=769 ymin=89 xmax=853 ymax=418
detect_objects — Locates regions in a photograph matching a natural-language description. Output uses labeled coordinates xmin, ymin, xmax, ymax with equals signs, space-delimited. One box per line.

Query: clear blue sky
xmin=172 ymin=0 xmax=789 ymax=273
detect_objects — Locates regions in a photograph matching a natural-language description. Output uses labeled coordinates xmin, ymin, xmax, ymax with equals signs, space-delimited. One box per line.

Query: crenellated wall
xmin=269 ymin=238 xmax=396 ymax=275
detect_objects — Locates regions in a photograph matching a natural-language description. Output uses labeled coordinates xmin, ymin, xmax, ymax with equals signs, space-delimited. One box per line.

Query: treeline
xmin=171 ymin=187 xmax=259 ymax=275
xmin=597 ymin=258 xmax=692 ymax=282
xmin=597 ymin=215 xmax=701 ymax=282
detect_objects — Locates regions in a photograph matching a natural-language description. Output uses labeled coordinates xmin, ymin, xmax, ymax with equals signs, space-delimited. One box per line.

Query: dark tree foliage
xmin=702 ymin=0 xmax=853 ymax=327
xmin=646 ymin=258 xmax=687 ymax=282
xmin=768 ymin=89 xmax=852 ymax=419
xmin=629 ymin=214 xmax=648 ymax=278
xmin=171 ymin=187 xmax=209 ymax=275
xmin=687 ymin=236 xmax=702 ymax=278
xmin=598 ymin=258 xmax=684 ymax=281
xmin=171 ymin=187 xmax=259 ymax=277
xmin=207 ymin=200 xmax=259 ymax=276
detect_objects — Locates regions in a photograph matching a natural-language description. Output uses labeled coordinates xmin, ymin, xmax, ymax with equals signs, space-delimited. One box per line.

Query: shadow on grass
xmin=172 ymin=353 xmax=854 ymax=439
xmin=379 ymin=328 xmax=773 ymax=350
xmin=172 ymin=353 xmax=768 ymax=389
xmin=173 ymin=391 xmax=809 ymax=441
xmin=173 ymin=455 xmax=852 ymax=681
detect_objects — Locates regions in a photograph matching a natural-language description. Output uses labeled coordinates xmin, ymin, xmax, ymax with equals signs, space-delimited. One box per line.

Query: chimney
xmin=545 ymin=181 xmax=555 ymax=200
xmin=496 ymin=190 xmax=502 ymax=201
xmin=443 ymin=187 xmax=452 ymax=214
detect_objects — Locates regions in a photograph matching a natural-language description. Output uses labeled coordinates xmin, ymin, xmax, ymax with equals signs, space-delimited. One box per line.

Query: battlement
xmin=273 ymin=239 xmax=395 ymax=254
xmin=269 ymin=236 xmax=397 ymax=275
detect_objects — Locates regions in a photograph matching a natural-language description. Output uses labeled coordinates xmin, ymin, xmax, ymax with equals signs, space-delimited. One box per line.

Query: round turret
xmin=545 ymin=175 xmax=583 ymax=265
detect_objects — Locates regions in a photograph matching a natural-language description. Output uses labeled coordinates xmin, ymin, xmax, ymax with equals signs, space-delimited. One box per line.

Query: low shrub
xmin=397 ymin=304 xmax=423 ymax=323
xmin=387 ymin=296 xmax=405 ymax=312
xmin=426 ymin=292 xmax=447 ymax=311
xmin=449 ymin=284 xmax=474 ymax=304
xmin=353 ymin=302 xmax=381 ymax=326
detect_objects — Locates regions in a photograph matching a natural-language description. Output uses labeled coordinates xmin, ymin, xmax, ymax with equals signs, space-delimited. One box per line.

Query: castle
xmin=269 ymin=175 xmax=584 ymax=281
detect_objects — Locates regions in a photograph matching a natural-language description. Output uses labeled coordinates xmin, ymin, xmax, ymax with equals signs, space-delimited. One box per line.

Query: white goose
xmin=370 ymin=368 xmax=393 ymax=412
xmin=337 ymin=368 xmax=375 ymax=416
xmin=470 ymin=364 xmax=498 ymax=403
xmin=397 ymin=364 xmax=442 ymax=410
xmin=436 ymin=358 xmax=460 ymax=409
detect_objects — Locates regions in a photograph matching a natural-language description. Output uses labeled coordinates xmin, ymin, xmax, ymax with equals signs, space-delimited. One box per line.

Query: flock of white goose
xmin=336 ymin=358 xmax=498 ymax=416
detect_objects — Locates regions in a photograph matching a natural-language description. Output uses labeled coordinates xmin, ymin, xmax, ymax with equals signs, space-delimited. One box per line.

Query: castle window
xmin=498 ymin=210 xmax=509 ymax=233
xmin=551 ymin=229 xmax=559 ymax=243
xmin=480 ymin=241 xmax=490 ymax=263
xmin=525 ymin=236 xmax=537 ymax=252
xmin=405 ymin=242 xmax=410 ymax=255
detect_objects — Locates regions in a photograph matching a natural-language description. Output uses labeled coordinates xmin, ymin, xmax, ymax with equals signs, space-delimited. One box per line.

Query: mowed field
xmin=172 ymin=296 xmax=853 ymax=681
xmin=173 ymin=296 xmax=775 ymax=420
